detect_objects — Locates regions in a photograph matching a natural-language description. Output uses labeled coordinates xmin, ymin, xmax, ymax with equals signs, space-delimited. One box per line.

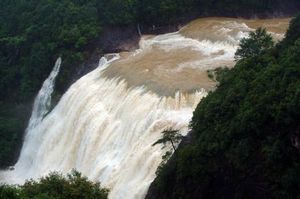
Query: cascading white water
xmin=1 ymin=18 xmax=289 ymax=199
xmin=26 ymin=57 xmax=62 ymax=132
xmin=2 ymin=55 xmax=207 ymax=198
xmin=5 ymin=57 xmax=61 ymax=173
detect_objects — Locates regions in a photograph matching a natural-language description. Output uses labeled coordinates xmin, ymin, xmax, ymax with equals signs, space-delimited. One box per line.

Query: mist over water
xmin=1 ymin=18 xmax=289 ymax=199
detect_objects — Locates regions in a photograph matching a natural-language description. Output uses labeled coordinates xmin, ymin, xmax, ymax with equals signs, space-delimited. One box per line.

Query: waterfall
xmin=26 ymin=57 xmax=62 ymax=132
xmin=1 ymin=55 xmax=207 ymax=198
xmin=5 ymin=57 xmax=61 ymax=172
xmin=1 ymin=18 xmax=289 ymax=199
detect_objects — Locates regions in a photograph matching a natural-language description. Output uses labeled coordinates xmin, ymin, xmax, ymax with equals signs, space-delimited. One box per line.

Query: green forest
xmin=2 ymin=0 xmax=299 ymax=169
xmin=146 ymin=15 xmax=300 ymax=199
xmin=0 ymin=1 xmax=300 ymax=198
xmin=0 ymin=170 xmax=108 ymax=199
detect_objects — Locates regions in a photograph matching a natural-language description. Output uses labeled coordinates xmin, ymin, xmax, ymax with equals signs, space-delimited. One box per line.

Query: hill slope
xmin=146 ymin=14 xmax=300 ymax=199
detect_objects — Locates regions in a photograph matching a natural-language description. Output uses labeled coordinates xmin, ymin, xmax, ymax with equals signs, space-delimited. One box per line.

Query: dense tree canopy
xmin=0 ymin=170 xmax=109 ymax=199
xmin=0 ymin=1 xmax=300 ymax=199
xmin=235 ymin=28 xmax=274 ymax=60
xmin=0 ymin=0 xmax=102 ymax=168
xmin=0 ymin=0 xmax=300 ymax=170
xmin=146 ymin=14 xmax=300 ymax=199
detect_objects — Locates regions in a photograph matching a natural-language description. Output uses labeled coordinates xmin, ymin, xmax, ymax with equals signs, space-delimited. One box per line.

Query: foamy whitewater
xmin=26 ymin=57 xmax=62 ymax=133
xmin=0 ymin=18 xmax=289 ymax=199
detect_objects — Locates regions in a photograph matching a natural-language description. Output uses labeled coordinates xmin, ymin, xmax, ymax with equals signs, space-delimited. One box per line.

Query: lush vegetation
xmin=146 ymin=14 xmax=300 ymax=199
xmin=235 ymin=27 xmax=274 ymax=60
xmin=0 ymin=0 xmax=102 ymax=168
xmin=0 ymin=170 xmax=108 ymax=199
xmin=0 ymin=0 xmax=299 ymax=169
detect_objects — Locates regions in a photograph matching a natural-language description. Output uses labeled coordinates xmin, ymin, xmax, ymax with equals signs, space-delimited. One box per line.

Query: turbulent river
xmin=1 ymin=18 xmax=289 ymax=199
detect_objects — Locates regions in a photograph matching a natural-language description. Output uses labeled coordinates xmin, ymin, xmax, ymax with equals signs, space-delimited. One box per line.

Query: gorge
xmin=0 ymin=18 xmax=291 ymax=199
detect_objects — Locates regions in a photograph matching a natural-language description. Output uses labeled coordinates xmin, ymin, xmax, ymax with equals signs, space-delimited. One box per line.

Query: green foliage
xmin=235 ymin=28 xmax=274 ymax=60
xmin=0 ymin=0 xmax=101 ymax=101
xmin=207 ymin=67 xmax=230 ymax=82
xmin=283 ymin=14 xmax=300 ymax=46
xmin=148 ymin=15 xmax=300 ymax=199
xmin=153 ymin=129 xmax=183 ymax=151
xmin=0 ymin=170 xmax=109 ymax=199
xmin=0 ymin=0 xmax=101 ymax=168
xmin=153 ymin=129 xmax=183 ymax=176
xmin=1 ymin=0 xmax=299 ymax=169
xmin=0 ymin=102 xmax=31 ymax=168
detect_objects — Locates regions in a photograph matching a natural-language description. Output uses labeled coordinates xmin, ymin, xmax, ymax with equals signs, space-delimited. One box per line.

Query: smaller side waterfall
xmin=1 ymin=18 xmax=290 ymax=199
xmin=8 ymin=57 xmax=62 ymax=172
xmin=26 ymin=57 xmax=62 ymax=133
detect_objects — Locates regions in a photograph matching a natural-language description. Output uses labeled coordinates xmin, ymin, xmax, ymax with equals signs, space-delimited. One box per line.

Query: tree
xmin=0 ymin=170 xmax=109 ymax=199
xmin=152 ymin=129 xmax=183 ymax=176
xmin=146 ymin=15 xmax=300 ymax=199
xmin=282 ymin=14 xmax=300 ymax=46
xmin=153 ymin=129 xmax=183 ymax=151
xmin=235 ymin=27 xmax=274 ymax=60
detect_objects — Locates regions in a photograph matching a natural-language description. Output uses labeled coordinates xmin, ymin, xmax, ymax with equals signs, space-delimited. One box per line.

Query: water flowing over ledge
xmin=1 ymin=18 xmax=290 ymax=199
xmin=26 ymin=57 xmax=62 ymax=133
xmin=1 ymin=57 xmax=207 ymax=198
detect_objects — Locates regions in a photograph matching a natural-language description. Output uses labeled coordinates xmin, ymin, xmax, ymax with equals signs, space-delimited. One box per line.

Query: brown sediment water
xmin=1 ymin=17 xmax=290 ymax=199
xmin=103 ymin=17 xmax=290 ymax=96
xmin=181 ymin=17 xmax=290 ymax=39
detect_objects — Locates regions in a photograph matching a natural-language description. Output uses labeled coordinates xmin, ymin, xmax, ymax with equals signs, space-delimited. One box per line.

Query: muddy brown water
xmin=103 ymin=17 xmax=290 ymax=96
